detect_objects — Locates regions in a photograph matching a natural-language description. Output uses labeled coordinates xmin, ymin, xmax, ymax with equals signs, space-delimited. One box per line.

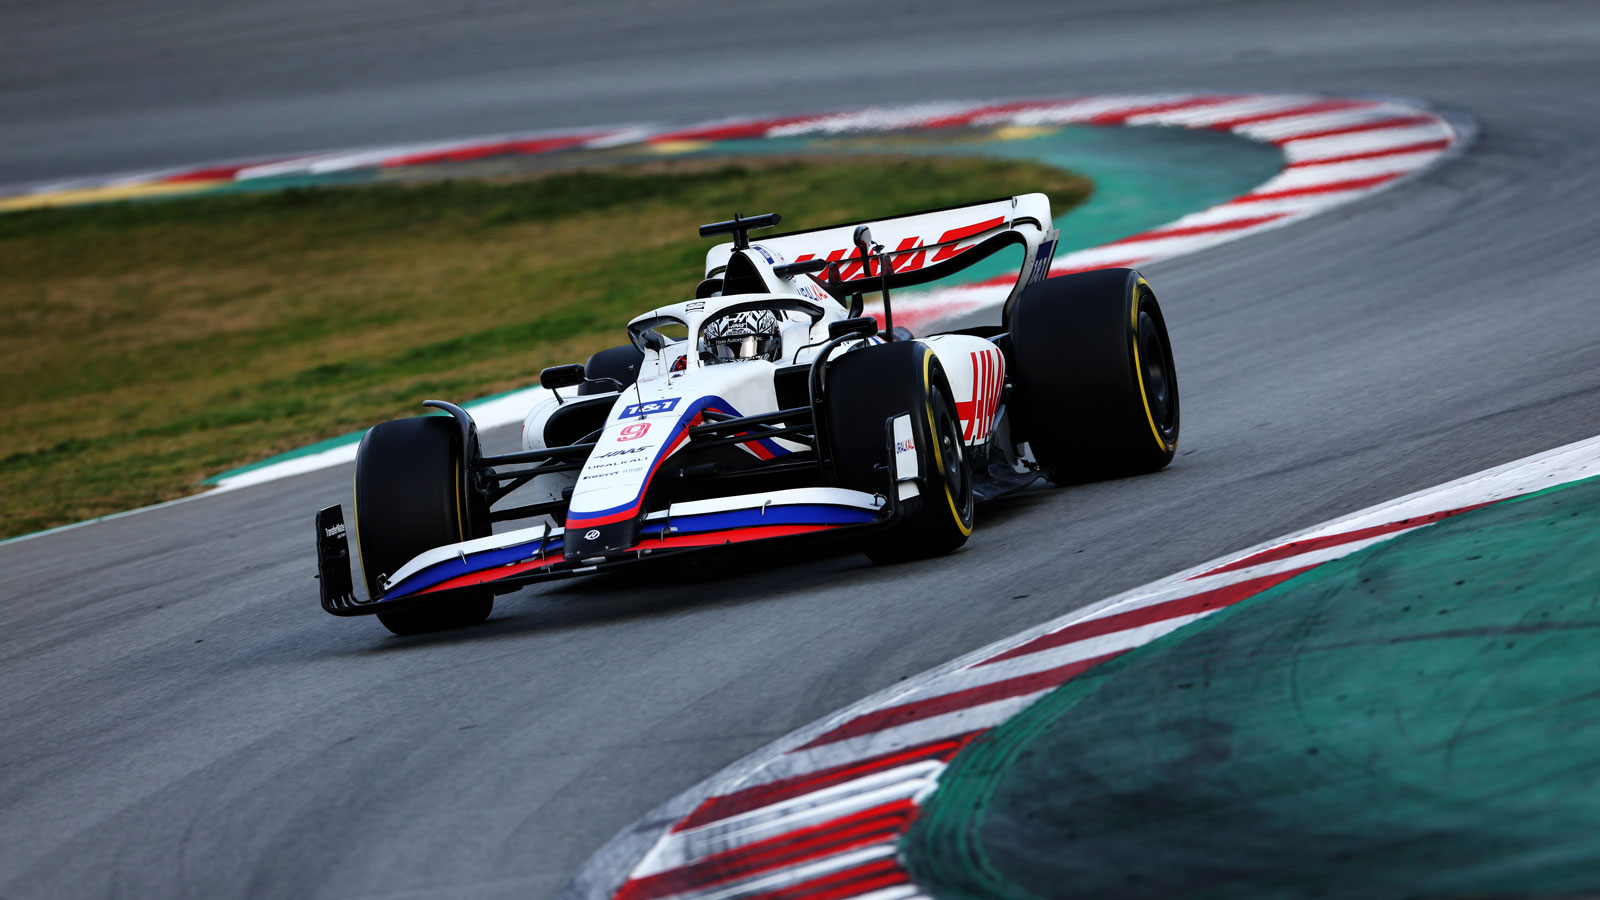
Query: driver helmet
xmin=700 ymin=310 xmax=783 ymax=365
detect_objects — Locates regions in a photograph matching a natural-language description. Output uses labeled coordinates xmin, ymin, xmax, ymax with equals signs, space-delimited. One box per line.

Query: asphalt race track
xmin=4 ymin=1 xmax=1600 ymax=897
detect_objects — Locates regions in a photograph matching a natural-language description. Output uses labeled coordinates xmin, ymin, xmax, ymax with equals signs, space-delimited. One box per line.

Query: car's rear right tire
xmin=353 ymin=415 xmax=494 ymax=635
xmin=1008 ymin=267 xmax=1179 ymax=482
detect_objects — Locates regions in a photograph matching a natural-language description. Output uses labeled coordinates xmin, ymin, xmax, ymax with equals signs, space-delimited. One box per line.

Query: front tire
xmin=1008 ymin=268 xmax=1179 ymax=482
xmin=825 ymin=341 xmax=974 ymax=564
xmin=353 ymin=415 xmax=494 ymax=635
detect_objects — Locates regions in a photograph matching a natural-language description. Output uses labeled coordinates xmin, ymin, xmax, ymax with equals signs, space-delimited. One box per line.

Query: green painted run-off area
xmin=907 ymin=475 xmax=1600 ymax=900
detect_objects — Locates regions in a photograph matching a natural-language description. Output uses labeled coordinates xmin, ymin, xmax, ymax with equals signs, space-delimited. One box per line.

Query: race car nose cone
xmin=563 ymin=518 xmax=641 ymax=560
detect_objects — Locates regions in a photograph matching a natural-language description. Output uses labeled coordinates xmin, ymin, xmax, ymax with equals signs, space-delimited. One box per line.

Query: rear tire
xmin=825 ymin=341 xmax=974 ymax=564
xmin=1008 ymin=268 xmax=1179 ymax=482
xmin=353 ymin=416 xmax=494 ymax=635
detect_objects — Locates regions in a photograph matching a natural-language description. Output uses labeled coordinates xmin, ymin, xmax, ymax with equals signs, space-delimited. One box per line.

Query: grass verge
xmin=0 ymin=156 xmax=1089 ymax=538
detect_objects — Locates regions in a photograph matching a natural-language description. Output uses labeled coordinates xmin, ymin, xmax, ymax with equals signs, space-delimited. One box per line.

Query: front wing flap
xmin=319 ymin=486 xmax=902 ymax=617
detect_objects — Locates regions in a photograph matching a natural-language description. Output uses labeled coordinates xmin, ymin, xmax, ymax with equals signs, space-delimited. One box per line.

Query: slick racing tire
xmin=825 ymin=340 xmax=974 ymax=564
xmin=1008 ymin=267 xmax=1179 ymax=482
xmin=578 ymin=344 xmax=645 ymax=396
xmin=353 ymin=415 xmax=494 ymax=635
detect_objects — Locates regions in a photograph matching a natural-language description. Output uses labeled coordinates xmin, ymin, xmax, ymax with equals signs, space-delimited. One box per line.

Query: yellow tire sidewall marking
xmin=921 ymin=347 xmax=974 ymax=536
xmin=453 ymin=450 xmax=466 ymax=544
xmin=1129 ymin=277 xmax=1175 ymax=453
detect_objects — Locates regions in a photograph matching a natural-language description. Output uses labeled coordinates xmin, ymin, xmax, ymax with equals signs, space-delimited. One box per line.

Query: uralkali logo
xmin=892 ymin=414 xmax=919 ymax=481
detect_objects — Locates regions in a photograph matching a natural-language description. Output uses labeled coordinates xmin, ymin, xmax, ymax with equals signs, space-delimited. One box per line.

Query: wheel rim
xmin=934 ymin=392 xmax=973 ymax=520
xmin=1137 ymin=308 xmax=1177 ymax=438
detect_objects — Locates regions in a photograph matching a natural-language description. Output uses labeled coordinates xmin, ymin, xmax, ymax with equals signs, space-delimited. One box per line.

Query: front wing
xmin=317 ymin=486 xmax=900 ymax=617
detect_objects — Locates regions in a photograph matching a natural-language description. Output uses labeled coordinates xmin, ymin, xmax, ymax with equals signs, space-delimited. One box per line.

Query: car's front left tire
xmin=353 ymin=415 xmax=494 ymax=635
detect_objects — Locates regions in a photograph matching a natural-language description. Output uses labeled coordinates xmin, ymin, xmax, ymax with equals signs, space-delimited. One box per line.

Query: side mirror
xmin=539 ymin=364 xmax=586 ymax=390
xmin=828 ymin=316 xmax=879 ymax=339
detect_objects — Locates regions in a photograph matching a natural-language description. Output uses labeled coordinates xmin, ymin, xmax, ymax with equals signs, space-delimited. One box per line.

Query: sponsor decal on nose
xmin=620 ymin=397 xmax=681 ymax=419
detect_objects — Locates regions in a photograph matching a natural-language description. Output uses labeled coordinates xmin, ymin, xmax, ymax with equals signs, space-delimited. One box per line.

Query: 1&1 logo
xmin=619 ymin=397 xmax=680 ymax=419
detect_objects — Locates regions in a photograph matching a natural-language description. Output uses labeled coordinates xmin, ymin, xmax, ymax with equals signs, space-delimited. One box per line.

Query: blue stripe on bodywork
xmin=383 ymin=503 xmax=878 ymax=598
xmin=568 ymin=394 xmax=794 ymax=523
xmin=642 ymin=504 xmax=879 ymax=536
xmin=383 ymin=536 xmax=563 ymax=599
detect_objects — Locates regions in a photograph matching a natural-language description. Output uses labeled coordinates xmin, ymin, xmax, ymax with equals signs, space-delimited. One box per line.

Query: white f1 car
xmin=315 ymin=194 xmax=1179 ymax=634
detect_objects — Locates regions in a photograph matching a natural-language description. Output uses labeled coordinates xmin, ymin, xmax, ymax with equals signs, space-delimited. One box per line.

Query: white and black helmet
xmin=700 ymin=310 xmax=783 ymax=365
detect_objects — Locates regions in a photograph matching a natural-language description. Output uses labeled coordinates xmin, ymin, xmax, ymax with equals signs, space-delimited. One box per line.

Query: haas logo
xmin=584 ymin=529 xmax=601 ymax=540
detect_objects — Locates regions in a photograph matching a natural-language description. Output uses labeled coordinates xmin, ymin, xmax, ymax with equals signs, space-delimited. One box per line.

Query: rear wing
xmin=704 ymin=193 xmax=1059 ymax=302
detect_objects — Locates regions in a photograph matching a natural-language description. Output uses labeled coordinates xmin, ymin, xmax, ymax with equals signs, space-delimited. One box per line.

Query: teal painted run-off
xmin=203 ymin=124 xmax=1278 ymax=487
xmin=906 ymin=475 xmax=1600 ymax=900
xmin=201 ymin=385 xmax=531 ymax=485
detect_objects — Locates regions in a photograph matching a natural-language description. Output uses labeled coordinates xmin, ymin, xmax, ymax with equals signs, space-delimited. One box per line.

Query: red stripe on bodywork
xmin=565 ymin=423 xmax=693 ymax=529
xmin=562 ymin=508 xmax=638 ymax=529
xmin=836 ymin=247 xmax=867 ymax=282
xmin=419 ymin=555 xmax=560 ymax=595
xmin=976 ymin=565 xmax=1315 ymax=667
xmin=421 ymin=524 xmax=847 ymax=596
xmin=985 ymin=349 xmax=998 ymax=435
xmin=887 ymin=236 xmax=922 ymax=273
xmin=984 ymin=349 xmax=997 ymax=439
xmin=961 ymin=353 xmax=980 ymax=440
xmin=797 ymin=652 xmax=1121 ymax=750
xmin=894 ymin=240 xmax=928 ymax=273
xmin=979 ymin=350 xmax=992 ymax=441
xmin=930 ymin=216 xmax=1007 ymax=262
xmin=741 ymin=437 xmax=777 ymax=460
xmin=616 ymin=800 xmax=913 ymax=900
xmin=674 ymin=733 xmax=977 ymax=832
xmin=1191 ymin=501 xmax=1496 ymax=579
xmin=651 ymin=523 xmax=842 ymax=550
